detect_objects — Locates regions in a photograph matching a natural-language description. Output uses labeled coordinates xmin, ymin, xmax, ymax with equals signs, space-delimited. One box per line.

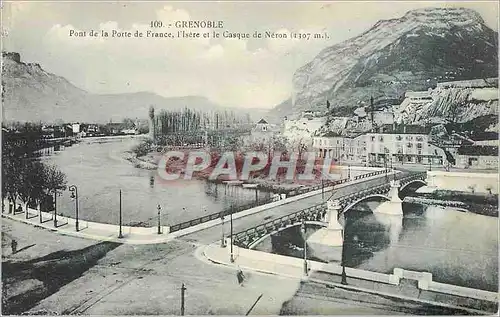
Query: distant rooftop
xmin=257 ymin=119 xmax=268 ymax=124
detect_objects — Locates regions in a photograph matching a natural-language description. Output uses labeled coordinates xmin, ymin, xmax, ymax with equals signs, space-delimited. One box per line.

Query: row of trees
xmin=2 ymin=159 xmax=67 ymax=212
xmin=2 ymin=128 xmax=67 ymax=213
xmin=155 ymin=108 xmax=252 ymax=134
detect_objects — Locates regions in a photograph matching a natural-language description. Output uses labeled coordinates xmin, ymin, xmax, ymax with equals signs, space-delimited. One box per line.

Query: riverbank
xmin=126 ymin=149 xmax=330 ymax=193
xmin=407 ymin=190 xmax=499 ymax=217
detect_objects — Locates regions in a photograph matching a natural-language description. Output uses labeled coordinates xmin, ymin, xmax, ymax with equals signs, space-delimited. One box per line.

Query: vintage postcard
xmin=1 ymin=1 xmax=498 ymax=315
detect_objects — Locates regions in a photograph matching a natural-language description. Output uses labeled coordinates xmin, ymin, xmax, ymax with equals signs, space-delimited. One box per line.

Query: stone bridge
xmin=232 ymin=172 xmax=427 ymax=249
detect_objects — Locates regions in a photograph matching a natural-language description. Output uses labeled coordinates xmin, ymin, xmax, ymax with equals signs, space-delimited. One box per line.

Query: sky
xmin=2 ymin=1 xmax=499 ymax=109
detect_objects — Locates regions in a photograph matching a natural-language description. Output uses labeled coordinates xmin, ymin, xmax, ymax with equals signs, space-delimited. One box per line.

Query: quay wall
xmin=426 ymin=171 xmax=499 ymax=194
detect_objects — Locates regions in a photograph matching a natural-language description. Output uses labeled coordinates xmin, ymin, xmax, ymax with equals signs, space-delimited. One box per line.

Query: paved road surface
xmin=180 ymin=171 xmax=409 ymax=245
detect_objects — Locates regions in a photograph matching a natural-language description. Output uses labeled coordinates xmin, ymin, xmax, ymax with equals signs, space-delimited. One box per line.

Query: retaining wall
xmin=426 ymin=171 xmax=499 ymax=194
xmin=223 ymin=242 xmax=498 ymax=304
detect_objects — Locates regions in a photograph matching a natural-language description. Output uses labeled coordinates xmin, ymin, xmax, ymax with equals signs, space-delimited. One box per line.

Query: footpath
xmin=201 ymin=243 xmax=499 ymax=315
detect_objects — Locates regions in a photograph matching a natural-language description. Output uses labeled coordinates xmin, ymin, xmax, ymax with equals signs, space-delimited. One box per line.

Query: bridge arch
xmin=400 ymin=179 xmax=427 ymax=192
xmin=248 ymin=221 xmax=326 ymax=249
xmin=340 ymin=194 xmax=390 ymax=216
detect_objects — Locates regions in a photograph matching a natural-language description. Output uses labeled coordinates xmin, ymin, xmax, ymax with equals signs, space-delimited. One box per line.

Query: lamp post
xmin=220 ymin=212 xmax=226 ymax=248
xmin=341 ymin=229 xmax=348 ymax=285
xmin=180 ymin=283 xmax=186 ymax=316
xmin=53 ymin=190 xmax=59 ymax=228
xmin=347 ymin=164 xmax=351 ymax=180
xmin=301 ymin=220 xmax=308 ymax=276
xmin=69 ymin=185 xmax=79 ymax=232
xmin=118 ymin=189 xmax=123 ymax=238
xmin=230 ymin=204 xmax=234 ymax=263
xmin=429 ymin=156 xmax=432 ymax=171
xmin=157 ymin=204 xmax=162 ymax=234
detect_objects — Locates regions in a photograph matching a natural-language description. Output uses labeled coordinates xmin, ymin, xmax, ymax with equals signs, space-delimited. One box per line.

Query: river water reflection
xmin=263 ymin=200 xmax=498 ymax=291
xmin=43 ymin=137 xmax=272 ymax=226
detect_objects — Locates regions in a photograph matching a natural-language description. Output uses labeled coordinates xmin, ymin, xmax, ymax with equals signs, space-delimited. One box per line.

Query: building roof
xmin=257 ymin=118 xmax=268 ymax=124
xmin=457 ymin=145 xmax=498 ymax=156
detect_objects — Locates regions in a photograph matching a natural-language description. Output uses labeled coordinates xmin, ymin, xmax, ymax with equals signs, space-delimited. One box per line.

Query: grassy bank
xmin=413 ymin=190 xmax=498 ymax=217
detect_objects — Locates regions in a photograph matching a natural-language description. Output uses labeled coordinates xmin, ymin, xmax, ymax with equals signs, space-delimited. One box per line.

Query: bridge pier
xmin=307 ymin=200 xmax=343 ymax=262
xmin=374 ymin=180 xmax=403 ymax=216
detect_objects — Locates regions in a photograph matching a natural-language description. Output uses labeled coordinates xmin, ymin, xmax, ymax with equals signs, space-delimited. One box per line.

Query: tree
xmin=2 ymin=157 xmax=23 ymax=211
xmin=44 ymin=164 xmax=68 ymax=201
xmin=18 ymin=161 xmax=46 ymax=213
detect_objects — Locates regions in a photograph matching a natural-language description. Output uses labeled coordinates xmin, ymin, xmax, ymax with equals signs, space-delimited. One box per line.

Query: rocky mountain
xmin=1 ymin=52 xmax=253 ymax=123
xmin=270 ymin=7 xmax=498 ymax=123
xmin=397 ymin=78 xmax=498 ymax=125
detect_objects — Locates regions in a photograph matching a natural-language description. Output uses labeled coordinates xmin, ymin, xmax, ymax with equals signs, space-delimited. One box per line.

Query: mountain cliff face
xmin=1 ymin=52 xmax=226 ymax=123
xmin=274 ymin=7 xmax=498 ymax=121
xmin=397 ymin=79 xmax=498 ymax=125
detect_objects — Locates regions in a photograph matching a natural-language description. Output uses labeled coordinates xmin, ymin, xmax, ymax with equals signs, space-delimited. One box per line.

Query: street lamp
xmin=53 ymin=190 xmax=61 ymax=228
xmin=341 ymin=228 xmax=348 ymax=285
xmin=230 ymin=204 xmax=234 ymax=263
xmin=157 ymin=204 xmax=162 ymax=234
xmin=69 ymin=185 xmax=79 ymax=232
xmin=118 ymin=189 xmax=123 ymax=238
xmin=347 ymin=165 xmax=351 ymax=180
xmin=301 ymin=219 xmax=308 ymax=276
xmin=220 ymin=212 xmax=226 ymax=248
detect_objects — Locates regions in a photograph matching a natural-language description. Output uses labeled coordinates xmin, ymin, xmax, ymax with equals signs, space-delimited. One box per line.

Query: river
xmin=42 ymin=136 xmax=274 ymax=227
xmin=258 ymin=198 xmax=498 ymax=292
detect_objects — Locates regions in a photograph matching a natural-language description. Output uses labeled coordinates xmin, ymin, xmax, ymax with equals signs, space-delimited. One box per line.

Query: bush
xmin=132 ymin=140 xmax=153 ymax=157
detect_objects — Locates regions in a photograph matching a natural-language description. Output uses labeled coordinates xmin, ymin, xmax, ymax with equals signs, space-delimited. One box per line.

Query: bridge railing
xmin=232 ymin=171 xmax=428 ymax=248
xmin=233 ymin=203 xmax=327 ymax=248
xmin=337 ymin=172 xmax=427 ymax=207
xmin=286 ymin=168 xmax=391 ymax=198
xmin=169 ymin=196 xmax=277 ymax=233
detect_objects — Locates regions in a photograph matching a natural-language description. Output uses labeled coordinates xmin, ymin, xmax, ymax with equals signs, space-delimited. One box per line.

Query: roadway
xmin=180 ymin=171 xmax=410 ymax=245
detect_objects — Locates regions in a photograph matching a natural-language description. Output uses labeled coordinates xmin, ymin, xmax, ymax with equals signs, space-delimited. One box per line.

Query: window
xmin=407 ymin=143 xmax=413 ymax=148
xmin=417 ymin=149 xmax=422 ymax=155
xmin=379 ymin=136 xmax=384 ymax=142
xmin=371 ymin=136 xmax=375 ymax=142
xmin=416 ymin=136 xmax=424 ymax=142
xmin=396 ymin=135 xmax=403 ymax=141
xmin=417 ymin=143 xmax=423 ymax=149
